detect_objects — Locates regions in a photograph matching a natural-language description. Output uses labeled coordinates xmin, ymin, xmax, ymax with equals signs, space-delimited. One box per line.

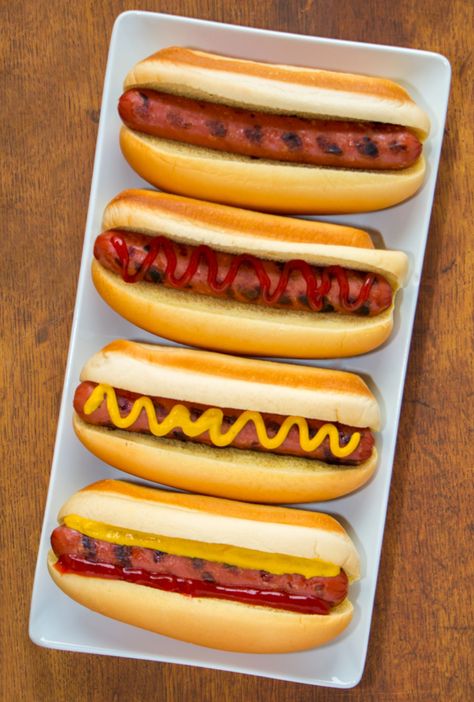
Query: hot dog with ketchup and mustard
xmin=48 ymin=479 xmax=360 ymax=652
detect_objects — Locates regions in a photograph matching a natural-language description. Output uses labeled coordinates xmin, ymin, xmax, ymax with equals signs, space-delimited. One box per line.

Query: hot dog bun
xmin=92 ymin=189 xmax=408 ymax=358
xmin=119 ymin=47 xmax=430 ymax=213
xmin=73 ymin=340 xmax=380 ymax=502
xmin=48 ymin=479 xmax=360 ymax=652
xmin=120 ymin=128 xmax=426 ymax=214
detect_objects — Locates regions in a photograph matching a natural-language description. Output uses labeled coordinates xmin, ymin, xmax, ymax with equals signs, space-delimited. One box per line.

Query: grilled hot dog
xmin=119 ymin=89 xmax=422 ymax=171
xmin=119 ymin=47 xmax=430 ymax=213
xmin=48 ymin=479 xmax=360 ymax=652
xmin=91 ymin=190 xmax=408 ymax=358
xmin=72 ymin=340 xmax=381 ymax=503
xmin=94 ymin=229 xmax=393 ymax=317
xmin=74 ymin=381 xmax=375 ymax=464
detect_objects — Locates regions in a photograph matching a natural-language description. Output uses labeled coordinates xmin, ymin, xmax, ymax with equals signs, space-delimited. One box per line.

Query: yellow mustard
xmin=64 ymin=514 xmax=339 ymax=578
xmin=84 ymin=383 xmax=360 ymax=458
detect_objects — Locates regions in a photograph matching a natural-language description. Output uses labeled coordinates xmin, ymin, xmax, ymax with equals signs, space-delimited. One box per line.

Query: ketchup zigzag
xmin=110 ymin=233 xmax=376 ymax=313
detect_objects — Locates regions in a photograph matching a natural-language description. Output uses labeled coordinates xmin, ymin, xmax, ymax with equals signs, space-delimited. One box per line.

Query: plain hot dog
xmin=48 ymin=479 xmax=360 ymax=652
xmin=72 ymin=340 xmax=381 ymax=503
xmin=118 ymin=47 xmax=430 ymax=213
xmin=92 ymin=189 xmax=408 ymax=358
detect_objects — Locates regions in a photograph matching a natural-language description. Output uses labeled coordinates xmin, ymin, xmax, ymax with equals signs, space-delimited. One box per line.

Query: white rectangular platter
xmin=29 ymin=11 xmax=451 ymax=688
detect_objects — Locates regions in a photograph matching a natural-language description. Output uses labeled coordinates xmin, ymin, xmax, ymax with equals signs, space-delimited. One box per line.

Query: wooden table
xmin=3 ymin=1 xmax=472 ymax=699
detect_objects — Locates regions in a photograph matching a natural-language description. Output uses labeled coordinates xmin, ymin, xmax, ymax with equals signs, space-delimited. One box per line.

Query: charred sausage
xmin=119 ymin=88 xmax=422 ymax=170
xmin=51 ymin=525 xmax=349 ymax=606
xmin=94 ymin=230 xmax=393 ymax=316
xmin=73 ymin=381 xmax=375 ymax=464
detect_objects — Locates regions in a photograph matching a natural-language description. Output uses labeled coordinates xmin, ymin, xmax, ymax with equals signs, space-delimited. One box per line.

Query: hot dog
xmin=118 ymin=47 xmax=430 ymax=213
xmin=48 ymin=479 xmax=360 ymax=652
xmin=72 ymin=340 xmax=381 ymax=503
xmin=92 ymin=189 xmax=408 ymax=358
xmin=120 ymin=90 xmax=422 ymax=170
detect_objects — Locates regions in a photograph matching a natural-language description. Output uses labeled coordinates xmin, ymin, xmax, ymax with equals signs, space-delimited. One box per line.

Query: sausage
xmin=118 ymin=88 xmax=422 ymax=170
xmin=94 ymin=230 xmax=393 ymax=316
xmin=51 ymin=525 xmax=349 ymax=606
xmin=73 ymin=381 xmax=374 ymax=464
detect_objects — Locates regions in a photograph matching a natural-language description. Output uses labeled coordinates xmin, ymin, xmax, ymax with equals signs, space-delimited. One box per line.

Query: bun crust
xmin=48 ymin=551 xmax=353 ymax=653
xmin=105 ymin=189 xmax=375 ymax=249
xmin=120 ymin=128 xmax=426 ymax=214
xmin=79 ymin=340 xmax=381 ymax=429
xmin=92 ymin=261 xmax=396 ymax=359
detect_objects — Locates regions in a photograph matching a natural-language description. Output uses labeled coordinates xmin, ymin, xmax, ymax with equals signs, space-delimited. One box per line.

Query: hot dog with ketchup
xmin=92 ymin=189 xmax=408 ymax=358
xmin=72 ymin=340 xmax=381 ymax=503
xmin=119 ymin=47 xmax=430 ymax=213
xmin=48 ymin=479 xmax=360 ymax=652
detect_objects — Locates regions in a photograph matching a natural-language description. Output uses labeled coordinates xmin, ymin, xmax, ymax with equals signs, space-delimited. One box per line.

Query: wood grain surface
xmin=2 ymin=1 xmax=472 ymax=700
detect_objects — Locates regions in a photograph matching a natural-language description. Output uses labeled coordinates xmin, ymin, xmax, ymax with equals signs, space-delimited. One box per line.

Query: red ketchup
xmin=111 ymin=234 xmax=375 ymax=313
xmin=56 ymin=554 xmax=331 ymax=615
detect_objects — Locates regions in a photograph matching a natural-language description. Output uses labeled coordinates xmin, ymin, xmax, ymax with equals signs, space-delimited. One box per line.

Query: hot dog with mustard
xmin=73 ymin=340 xmax=381 ymax=502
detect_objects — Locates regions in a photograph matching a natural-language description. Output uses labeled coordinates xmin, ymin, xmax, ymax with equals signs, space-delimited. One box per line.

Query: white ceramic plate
xmin=29 ymin=11 xmax=451 ymax=688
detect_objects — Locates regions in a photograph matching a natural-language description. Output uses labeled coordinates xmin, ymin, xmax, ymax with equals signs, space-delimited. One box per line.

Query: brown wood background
xmin=2 ymin=1 xmax=472 ymax=700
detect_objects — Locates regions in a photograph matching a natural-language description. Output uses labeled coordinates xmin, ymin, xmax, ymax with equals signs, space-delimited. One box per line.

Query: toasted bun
xmin=73 ymin=414 xmax=378 ymax=503
xmin=48 ymin=553 xmax=353 ymax=652
xmin=48 ymin=479 xmax=358 ymax=651
xmin=95 ymin=189 xmax=408 ymax=357
xmin=92 ymin=260 xmax=396 ymax=358
xmin=119 ymin=47 xmax=429 ymax=213
xmin=120 ymin=128 xmax=426 ymax=214
xmin=75 ymin=342 xmax=379 ymax=502
xmin=79 ymin=340 xmax=381 ymax=429
xmin=103 ymin=189 xmax=377 ymax=251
